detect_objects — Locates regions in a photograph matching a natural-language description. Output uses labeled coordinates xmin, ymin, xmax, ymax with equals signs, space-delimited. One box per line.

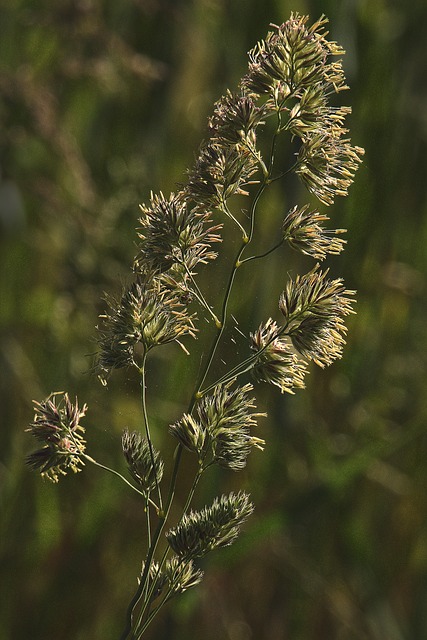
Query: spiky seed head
xmin=166 ymin=491 xmax=254 ymax=559
xmin=250 ymin=319 xmax=307 ymax=393
xmin=122 ymin=429 xmax=164 ymax=493
xmin=169 ymin=414 xmax=206 ymax=455
xmin=279 ymin=266 xmax=356 ymax=367
xmin=26 ymin=392 xmax=87 ymax=483
xmin=164 ymin=556 xmax=204 ymax=595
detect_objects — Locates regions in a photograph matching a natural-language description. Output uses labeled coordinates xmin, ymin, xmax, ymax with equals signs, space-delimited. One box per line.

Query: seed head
xmin=169 ymin=414 xmax=206 ymax=455
xmin=282 ymin=204 xmax=346 ymax=259
xmin=166 ymin=491 xmax=254 ymax=559
xmin=279 ymin=265 xmax=356 ymax=367
xmin=250 ymin=318 xmax=307 ymax=393
xmin=122 ymin=429 xmax=164 ymax=494
xmin=26 ymin=392 xmax=87 ymax=483
xmin=296 ymin=131 xmax=364 ymax=205
xmin=242 ymin=14 xmax=347 ymax=103
xmin=134 ymin=191 xmax=221 ymax=275
xmin=96 ymin=277 xmax=197 ymax=380
xmin=164 ymin=556 xmax=204 ymax=595
xmin=186 ymin=142 xmax=258 ymax=213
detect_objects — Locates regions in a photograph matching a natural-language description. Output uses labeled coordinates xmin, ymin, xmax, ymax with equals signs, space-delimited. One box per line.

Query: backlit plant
xmin=26 ymin=14 xmax=363 ymax=638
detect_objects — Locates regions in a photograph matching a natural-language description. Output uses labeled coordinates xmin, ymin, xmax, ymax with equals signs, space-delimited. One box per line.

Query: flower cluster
xmin=134 ymin=191 xmax=221 ymax=275
xmin=164 ymin=556 xmax=204 ymax=595
xmin=279 ymin=265 xmax=356 ymax=367
xmin=243 ymin=14 xmax=345 ymax=100
xmin=26 ymin=392 xmax=87 ymax=483
xmin=250 ymin=318 xmax=307 ymax=393
xmin=166 ymin=492 xmax=254 ymax=559
xmin=282 ymin=204 xmax=346 ymax=259
xmin=296 ymin=131 xmax=364 ymax=205
xmin=186 ymin=142 xmax=259 ymax=216
xmin=170 ymin=382 xmax=265 ymax=471
xmin=122 ymin=429 xmax=164 ymax=495
xmin=241 ymin=13 xmax=364 ymax=204
xmin=249 ymin=265 xmax=355 ymax=385
xmin=96 ymin=277 xmax=197 ymax=380
xmin=140 ymin=556 xmax=203 ymax=605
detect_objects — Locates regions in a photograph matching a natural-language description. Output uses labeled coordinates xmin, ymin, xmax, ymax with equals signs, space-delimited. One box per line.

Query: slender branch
xmin=239 ymin=238 xmax=284 ymax=264
xmin=119 ymin=445 xmax=183 ymax=640
xmin=138 ymin=354 xmax=163 ymax=512
xmin=183 ymin=264 xmax=221 ymax=326
xmin=82 ymin=454 xmax=158 ymax=505
xmin=200 ymin=322 xmax=291 ymax=395
xmin=222 ymin=200 xmax=248 ymax=240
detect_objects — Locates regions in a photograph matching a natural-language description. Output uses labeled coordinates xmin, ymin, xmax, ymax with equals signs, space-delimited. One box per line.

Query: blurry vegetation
xmin=1 ymin=0 xmax=427 ymax=639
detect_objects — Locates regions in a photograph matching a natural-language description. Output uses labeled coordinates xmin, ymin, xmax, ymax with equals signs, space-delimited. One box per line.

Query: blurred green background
xmin=1 ymin=0 xmax=427 ymax=638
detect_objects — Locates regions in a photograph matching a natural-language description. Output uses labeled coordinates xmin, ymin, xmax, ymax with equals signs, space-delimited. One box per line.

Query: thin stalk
xmin=194 ymin=180 xmax=268 ymax=397
xmin=181 ymin=462 xmax=205 ymax=515
xmin=82 ymin=454 xmax=157 ymax=506
xmin=200 ymin=322 xmax=291 ymax=395
xmin=222 ymin=200 xmax=248 ymax=239
xmin=267 ymin=108 xmax=282 ymax=173
xmin=119 ymin=446 xmax=183 ymax=640
xmin=135 ymin=544 xmax=170 ymax=631
xmin=183 ymin=264 xmax=221 ymax=326
xmin=239 ymin=238 xmax=284 ymax=264
xmin=133 ymin=590 xmax=173 ymax=638
xmin=139 ymin=353 xmax=163 ymax=512
xmin=145 ymin=498 xmax=151 ymax=552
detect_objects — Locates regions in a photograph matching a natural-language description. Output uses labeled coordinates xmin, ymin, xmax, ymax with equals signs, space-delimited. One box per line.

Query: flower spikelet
xmin=296 ymin=131 xmax=364 ymax=205
xmin=26 ymin=392 xmax=87 ymax=483
xmin=96 ymin=277 xmax=197 ymax=379
xmin=171 ymin=383 xmax=264 ymax=470
xmin=139 ymin=560 xmax=168 ymax=603
xmin=282 ymin=204 xmax=346 ymax=259
xmin=242 ymin=14 xmax=346 ymax=104
xmin=197 ymin=382 xmax=260 ymax=434
xmin=186 ymin=142 xmax=258 ymax=212
xmin=279 ymin=265 xmax=356 ymax=367
xmin=134 ymin=191 xmax=221 ymax=275
xmin=208 ymin=90 xmax=265 ymax=147
xmin=164 ymin=556 xmax=204 ymax=595
xmin=169 ymin=414 xmax=206 ymax=455
xmin=250 ymin=318 xmax=307 ymax=393
xmin=166 ymin=491 xmax=254 ymax=559
xmin=196 ymin=382 xmax=265 ymax=470
xmin=122 ymin=429 xmax=164 ymax=493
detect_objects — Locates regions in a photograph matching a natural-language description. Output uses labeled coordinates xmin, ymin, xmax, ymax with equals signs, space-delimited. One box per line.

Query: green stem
xmin=82 ymin=454 xmax=150 ymax=502
xmin=184 ymin=264 xmax=221 ymax=326
xmin=239 ymin=238 xmax=284 ymax=264
xmin=222 ymin=201 xmax=248 ymax=240
xmin=122 ymin=446 xmax=183 ymax=639
xmin=200 ymin=322 xmax=291 ymax=395
xmin=139 ymin=354 xmax=163 ymax=512
xmin=182 ymin=461 xmax=205 ymax=515
xmin=193 ymin=180 xmax=268 ymax=398
xmin=133 ymin=589 xmax=174 ymax=639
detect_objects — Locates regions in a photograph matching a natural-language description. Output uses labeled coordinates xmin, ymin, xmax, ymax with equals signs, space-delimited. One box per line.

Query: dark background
xmin=1 ymin=0 xmax=427 ymax=638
